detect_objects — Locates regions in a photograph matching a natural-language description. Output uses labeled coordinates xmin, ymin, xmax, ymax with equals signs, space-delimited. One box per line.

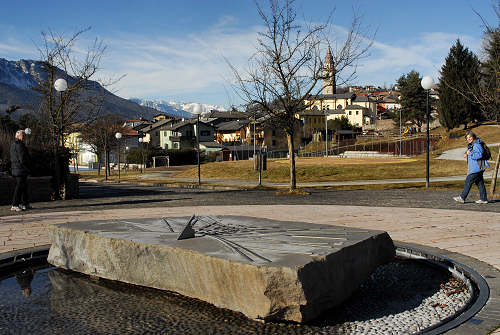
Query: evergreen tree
xmin=438 ymin=39 xmax=482 ymax=130
xmin=396 ymin=70 xmax=430 ymax=129
xmin=328 ymin=115 xmax=353 ymax=131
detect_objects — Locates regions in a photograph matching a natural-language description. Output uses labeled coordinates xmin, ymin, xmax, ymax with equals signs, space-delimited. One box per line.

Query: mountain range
xmin=129 ymin=98 xmax=226 ymax=118
xmin=0 ymin=58 xmax=224 ymax=121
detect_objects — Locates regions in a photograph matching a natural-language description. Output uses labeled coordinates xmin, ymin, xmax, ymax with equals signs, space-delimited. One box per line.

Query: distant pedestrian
xmin=10 ymin=130 xmax=32 ymax=212
xmin=453 ymin=131 xmax=489 ymax=204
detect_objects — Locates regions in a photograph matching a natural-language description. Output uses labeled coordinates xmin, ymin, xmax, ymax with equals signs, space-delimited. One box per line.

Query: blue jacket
xmin=467 ymin=138 xmax=490 ymax=174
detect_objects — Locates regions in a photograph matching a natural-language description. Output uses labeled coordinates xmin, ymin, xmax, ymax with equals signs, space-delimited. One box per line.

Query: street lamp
xmin=138 ymin=137 xmax=144 ymax=173
xmin=54 ymin=78 xmax=68 ymax=147
xmin=115 ymin=132 xmax=122 ymax=182
xmin=324 ymin=108 xmax=328 ymax=157
xmin=421 ymin=75 xmax=434 ymax=188
xmin=53 ymin=78 xmax=67 ymax=198
xmin=125 ymin=146 xmax=129 ymax=173
xmin=398 ymin=95 xmax=402 ymax=157
xmin=193 ymin=104 xmax=203 ymax=185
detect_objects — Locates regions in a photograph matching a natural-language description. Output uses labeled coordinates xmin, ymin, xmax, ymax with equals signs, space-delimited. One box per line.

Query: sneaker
xmin=20 ymin=204 xmax=33 ymax=210
xmin=475 ymin=199 xmax=488 ymax=204
xmin=453 ymin=196 xmax=465 ymax=203
xmin=10 ymin=206 xmax=23 ymax=212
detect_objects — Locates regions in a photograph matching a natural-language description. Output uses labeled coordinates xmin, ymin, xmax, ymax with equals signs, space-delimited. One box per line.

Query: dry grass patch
xmin=174 ymin=156 xmax=469 ymax=183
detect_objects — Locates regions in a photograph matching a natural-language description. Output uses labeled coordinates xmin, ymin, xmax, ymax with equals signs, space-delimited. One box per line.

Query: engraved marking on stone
xmin=177 ymin=214 xmax=198 ymax=240
xmin=291 ymin=235 xmax=347 ymax=240
xmin=208 ymin=235 xmax=254 ymax=262
xmin=178 ymin=216 xmax=272 ymax=263
xmin=162 ymin=218 xmax=175 ymax=232
xmin=118 ymin=221 xmax=151 ymax=232
xmin=213 ymin=236 xmax=272 ymax=263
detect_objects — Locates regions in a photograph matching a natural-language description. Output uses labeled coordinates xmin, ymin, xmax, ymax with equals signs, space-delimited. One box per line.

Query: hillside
xmin=0 ymin=58 xmax=165 ymax=120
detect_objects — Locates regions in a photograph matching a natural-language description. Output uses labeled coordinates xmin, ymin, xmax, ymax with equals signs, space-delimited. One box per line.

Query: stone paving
xmin=0 ymin=183 xmax=499 ymax=334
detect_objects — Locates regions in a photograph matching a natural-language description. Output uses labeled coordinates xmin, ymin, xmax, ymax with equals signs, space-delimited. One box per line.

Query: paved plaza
xmin=0 ymin=182 xmax=499 ymax=334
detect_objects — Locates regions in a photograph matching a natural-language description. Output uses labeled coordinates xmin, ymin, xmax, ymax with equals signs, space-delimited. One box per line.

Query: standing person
xmin=453 ymin=131 xmax=489 ymax=204
xmin=10 ymin=130 xmax=32 ymax=211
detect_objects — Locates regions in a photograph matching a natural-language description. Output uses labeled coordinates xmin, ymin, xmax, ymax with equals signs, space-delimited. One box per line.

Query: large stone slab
xmin=47 ymin=215 xmax=395 ymax=323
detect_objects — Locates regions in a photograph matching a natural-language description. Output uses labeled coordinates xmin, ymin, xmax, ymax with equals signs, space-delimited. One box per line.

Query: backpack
xmin=481 ymin=141 xmax=491 ymax=161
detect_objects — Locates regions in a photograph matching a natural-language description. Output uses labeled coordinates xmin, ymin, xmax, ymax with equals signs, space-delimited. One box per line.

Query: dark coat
xmin=10 ymin=139 xmax=31 ymax=177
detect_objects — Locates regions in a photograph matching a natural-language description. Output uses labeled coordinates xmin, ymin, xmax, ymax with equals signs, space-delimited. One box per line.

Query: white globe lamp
xmin=54 ymin=78 xmax=68 ymax=92
xmin=421 ymin=76 xmax=434 ymax=90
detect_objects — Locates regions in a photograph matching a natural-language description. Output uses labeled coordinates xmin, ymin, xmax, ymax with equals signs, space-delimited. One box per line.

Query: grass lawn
xmin=173 ymin=156 xmax=469 ymax=183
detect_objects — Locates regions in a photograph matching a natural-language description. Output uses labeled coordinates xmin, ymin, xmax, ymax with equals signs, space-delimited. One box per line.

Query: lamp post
xmin=398 ymin=95 xmax=402 ymax=157
xmin=324 ymin=109 xmax=328 ymax=157
xmin=115 ymin=132 xmax=122 ymax=182
xmin=125 ymin=146 xmax=129 ymax=174
xmin=138 ymin=137 xmax=144 ymax=173
xmin=253 ymin=115 xmax=256 ymax=158
xmin=54 ymin=78 xmax=67 ymax=198
xmin=421 ymin=76 xmax=434 ymax=188
xmin=54 ymin=78 xmax=68 ymax=147
xmin=193 ymin=104 xmax=203 ymax=185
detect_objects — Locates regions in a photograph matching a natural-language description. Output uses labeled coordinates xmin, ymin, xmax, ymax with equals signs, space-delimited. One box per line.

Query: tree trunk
xmin=287 ymin=133 xmax=296 ymax=191
xmin=97 ymin=153 xmax=101 ymax=176
xmin=106 ymin=150 xmax=111 ymax=177
xmin=490 ymin=150 xmax=499 ymax=196
xmin=54 ymin=147 xmax=62 ymax=200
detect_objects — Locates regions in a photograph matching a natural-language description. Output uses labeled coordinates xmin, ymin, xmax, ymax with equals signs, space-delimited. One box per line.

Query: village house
xmin=159 ymin=119 xmax=215 ymax=150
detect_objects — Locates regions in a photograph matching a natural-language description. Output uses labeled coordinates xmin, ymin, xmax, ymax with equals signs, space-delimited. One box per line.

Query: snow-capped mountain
xmin=0 ymin=57 xmax=227 ymax=121
xmin=129 ymin=98 xmax=227 ymax=118
xmin=0 ymin=58 xmax=160 ymax=120
xmin=0 ymin=58 xmax=45 ymax=90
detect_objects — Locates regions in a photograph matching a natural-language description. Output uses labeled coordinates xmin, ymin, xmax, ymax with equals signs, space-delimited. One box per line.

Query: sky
xmin=0 ymin=0 xmax=497 ymax=109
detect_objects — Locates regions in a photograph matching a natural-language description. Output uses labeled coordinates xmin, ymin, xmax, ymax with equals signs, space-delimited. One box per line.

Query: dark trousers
xmin=461 ymin=172 xmax=488 ymax=201
xmin=12 ymin=175 xmax=29 ymax=206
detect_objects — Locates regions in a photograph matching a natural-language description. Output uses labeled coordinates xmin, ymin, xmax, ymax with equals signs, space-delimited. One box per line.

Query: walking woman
xmin=453 ymin=131 xmax=489 ymax=204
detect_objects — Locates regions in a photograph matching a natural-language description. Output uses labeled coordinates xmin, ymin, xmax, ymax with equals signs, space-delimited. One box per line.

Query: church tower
xmin=323 ymin=47 xmax=336 ymax=95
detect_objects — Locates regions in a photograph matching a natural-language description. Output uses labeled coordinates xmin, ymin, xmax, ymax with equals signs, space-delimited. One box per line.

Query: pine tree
xmin=438 ymin=39 xmax=481 ymax=130
xmin=396 ymin=70 xmax=429 ymax=129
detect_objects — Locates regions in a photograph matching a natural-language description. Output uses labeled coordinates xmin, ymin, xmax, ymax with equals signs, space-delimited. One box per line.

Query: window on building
xmin=272 ymin=130 xmax=276 ymax=136
xmin=337 ymin=104 xmax=342 ymax=109
xmin=272 ymin=140 xmax=276 ymax=146
xmin=356 ymin=111 xmax=359 ymax=115
xmin=349 ymin=111 xmax=352 ymax=115
xmin=155 ymin=131 xmax=159 ymax=136
xmin=173 ymin=143 xmax=178 ymax=149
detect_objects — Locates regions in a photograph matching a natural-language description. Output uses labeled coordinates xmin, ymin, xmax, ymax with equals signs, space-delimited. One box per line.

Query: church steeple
xmin=323 ymin=47 xmax=336 ymax=95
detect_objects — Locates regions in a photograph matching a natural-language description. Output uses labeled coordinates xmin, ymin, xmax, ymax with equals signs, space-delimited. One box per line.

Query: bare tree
xmin=227 ymin=0 xmax=373 ymax=191
xmin=79 ymin=115 xmax=125 ymax=180
xmin=32 ymin=27 xmax=109 ymax=198
xmin=468 ymin=3 xmax=500 ymax=195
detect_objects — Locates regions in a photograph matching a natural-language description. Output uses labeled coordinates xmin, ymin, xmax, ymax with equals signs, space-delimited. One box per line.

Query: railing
xmin=299 ymin=134 xmax=442 ymax=157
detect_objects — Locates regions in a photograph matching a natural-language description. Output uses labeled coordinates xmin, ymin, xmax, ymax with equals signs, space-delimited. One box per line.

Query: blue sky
xmin=0 ymin=0 xmax=497 ymax=108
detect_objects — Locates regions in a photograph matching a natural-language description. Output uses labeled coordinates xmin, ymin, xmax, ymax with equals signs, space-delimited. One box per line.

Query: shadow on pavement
xmin=32 ymin=198 xmax=191 ymax=211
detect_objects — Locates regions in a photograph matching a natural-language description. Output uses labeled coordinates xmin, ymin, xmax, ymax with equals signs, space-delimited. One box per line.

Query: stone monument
xmin=48 ymin=215 xmax=395 ymax=322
